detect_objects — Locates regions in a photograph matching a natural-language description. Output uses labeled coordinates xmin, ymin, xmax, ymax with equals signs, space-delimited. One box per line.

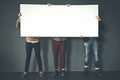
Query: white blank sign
xmin=20 ymin=4 xmax=98 ymax=37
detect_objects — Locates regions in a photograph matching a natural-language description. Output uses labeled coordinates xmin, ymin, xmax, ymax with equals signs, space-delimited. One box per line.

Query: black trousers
xmin=25 ymin=41 xmax=42 ymax=72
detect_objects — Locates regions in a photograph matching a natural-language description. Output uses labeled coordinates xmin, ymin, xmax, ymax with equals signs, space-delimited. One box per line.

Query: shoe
xmin=39 ymin=71 xmax=44 ymax=77
xmin=83 ymin=67 xmax=88 ymax=75
xmin=95 ymin=69 xmax=102 ymax=77
xmin=21 ymin=72 xmax=27 ymax=78
xmin=61 ymin=70 xmax=65 ymax=77
xmin=52 ymin=70 xmax=58 ymax=76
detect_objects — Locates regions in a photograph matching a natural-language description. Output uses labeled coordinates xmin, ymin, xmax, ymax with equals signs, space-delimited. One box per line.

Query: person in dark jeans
xmin=83 ymin=16 xmax=102 ymax=77
xmin=24 ymin=40 xmax=43 ymax=77
xmin=16 ymin=12 xmax=44 ymax=78
xmin=52 ymin=37 xmax=66 ymax=77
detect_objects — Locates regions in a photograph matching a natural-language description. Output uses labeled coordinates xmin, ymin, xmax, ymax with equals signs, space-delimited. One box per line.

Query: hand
xmin=16 ymin=19 xmax=20 ymax=28
xmin=96 ymin=16 xmax=101 ymax=21
xmin=47 ymin=3 xmax=52 ymax=6
xmin=67 ymin=4 xmax=71 ymax=7
xmin=18 ymin=12 xmax=22 ymax=17
xmin=80 ymin=35 xmax=83 ymax=39
xmin=18 ymin=12 xmax=22 ymax=19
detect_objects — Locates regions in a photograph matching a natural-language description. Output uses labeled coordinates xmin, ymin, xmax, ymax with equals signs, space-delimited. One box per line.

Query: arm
xmin=16 ymin=12 xmax=22 ymax=28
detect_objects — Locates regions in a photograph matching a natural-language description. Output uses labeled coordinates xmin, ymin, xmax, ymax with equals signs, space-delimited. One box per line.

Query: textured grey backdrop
xmin=0 ymin=0 xmax=120 ymax=72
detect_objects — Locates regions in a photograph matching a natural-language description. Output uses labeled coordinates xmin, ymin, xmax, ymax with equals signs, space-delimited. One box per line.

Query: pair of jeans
xmin=52 ymin=40 xmax=66 ymax=70
xmin=25 ymin=41 xmax=42 ymax=72
xmin=83 ymin=38 xmax=99 ymax=69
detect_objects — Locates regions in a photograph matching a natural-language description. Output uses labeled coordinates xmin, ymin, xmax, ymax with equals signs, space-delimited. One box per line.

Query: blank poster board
xmin=20 ymin=4 xmax=98 ymax=37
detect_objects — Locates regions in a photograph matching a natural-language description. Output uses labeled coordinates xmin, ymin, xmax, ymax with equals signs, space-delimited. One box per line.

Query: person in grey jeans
xmin=82 ymin=16 xmax=102 ymax=77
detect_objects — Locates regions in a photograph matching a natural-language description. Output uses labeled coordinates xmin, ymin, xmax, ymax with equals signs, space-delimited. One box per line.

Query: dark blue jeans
xmin=25 ymin=41 xmax=42 ymax=72
xmin=84 ymin=38 xmax=100 ymax=69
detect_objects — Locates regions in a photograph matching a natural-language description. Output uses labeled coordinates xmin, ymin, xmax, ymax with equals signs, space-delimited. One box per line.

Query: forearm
xmin=16 ymin=18 xmax=20 ymax=28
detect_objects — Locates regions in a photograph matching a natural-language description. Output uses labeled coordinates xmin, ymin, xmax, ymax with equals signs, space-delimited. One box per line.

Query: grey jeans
xmin=84 ymin=38 xmax=99 ymax=69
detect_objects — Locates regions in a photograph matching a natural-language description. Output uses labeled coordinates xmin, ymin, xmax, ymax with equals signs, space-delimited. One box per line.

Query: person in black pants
xmin=16 ymin=12 xmax=44 ymax=78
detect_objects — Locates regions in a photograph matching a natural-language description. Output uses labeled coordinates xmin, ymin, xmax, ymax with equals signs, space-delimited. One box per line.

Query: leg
xmin=52 ymin=40 xmax=59 ymax=76
xmin=59 ymin=41 xmax=66 ymax=76
xmin=93 ymin=39 xmax=99 ymax=69
xmin=93 ymin=39 xmax=102 ymax=77
xmin=59 ymin=41 xmax=66 ymax=70
xmin=83 ymin=39 xmax=92 ymax=75
xmin=22 ymin=42 xmax=32 ymax=77
xmin=34 ymin=42 xmax=44 ymax=77
xmin=25 ymin=42 xmax=32 ymax=72
xmin=34 ymin=42 xmax=42 ymax=71
xmin=83 ymin=40 xmax=92 ymax=68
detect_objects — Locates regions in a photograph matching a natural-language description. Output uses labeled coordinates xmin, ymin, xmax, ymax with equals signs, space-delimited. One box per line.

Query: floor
xmin=0 ymin=71 xmax=120 ymax=80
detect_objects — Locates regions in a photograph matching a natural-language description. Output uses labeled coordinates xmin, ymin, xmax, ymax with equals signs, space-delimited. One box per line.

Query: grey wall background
xmin=0 ymin=0 xmax=120 ymax=72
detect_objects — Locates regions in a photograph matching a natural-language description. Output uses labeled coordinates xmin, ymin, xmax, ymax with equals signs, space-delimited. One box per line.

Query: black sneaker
xmin=95 ymin=69 xmax=102 ymax=77
xmin=52 ymin=70 xmax=58 ymax=76
xmin=61 ymin=70 xmax=65 ymax=77
xmin=83 ymin=67 xmax=88 ymax=75
xmin=39 ymin=71 xmax=44 ymax=77
xmin=21 ymin=72 xmax=27 ymax=78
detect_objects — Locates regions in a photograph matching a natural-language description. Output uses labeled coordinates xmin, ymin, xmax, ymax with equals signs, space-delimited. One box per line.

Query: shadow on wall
xmin=41 ymin=38 xmax=49 ymax=71
xmin=66 ymin=38 xmax=72 ymax=71
xmin=98 ymin=20 xmax=106 ymax=70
